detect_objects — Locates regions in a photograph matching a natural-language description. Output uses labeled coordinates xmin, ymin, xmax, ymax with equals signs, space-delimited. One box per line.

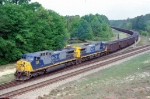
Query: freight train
xmin=15 ymin=27 xmax=139 ymax=80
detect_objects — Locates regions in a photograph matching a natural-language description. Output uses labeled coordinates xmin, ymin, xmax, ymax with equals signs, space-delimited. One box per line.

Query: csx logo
xmin=90 ymin=46 xmax=95 ymax=52
xmin=51 ymin=53 xmax=60 ymax=60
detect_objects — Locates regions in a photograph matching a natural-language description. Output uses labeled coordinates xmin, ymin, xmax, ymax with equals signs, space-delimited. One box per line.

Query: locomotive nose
xmin=16 ymin=60 xmax=26 ymax=71
xmin=15 ymin=60 xmax=33 ymax=80
xmin=20 ymin=61 xmax=25 ymax=66
xmin=16 ymin=59 xmax=33 ymax=72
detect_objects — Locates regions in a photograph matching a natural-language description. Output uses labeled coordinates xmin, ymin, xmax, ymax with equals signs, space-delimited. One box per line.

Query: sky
xmin=31 ymin=0 xmax=150 ymax=20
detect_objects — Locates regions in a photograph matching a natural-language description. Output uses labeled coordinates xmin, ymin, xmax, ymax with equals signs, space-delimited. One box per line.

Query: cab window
xmin=35 ymin=57 xmax=40 ymax=60
xmin=21 ymin=56 xmax=26 ymax=59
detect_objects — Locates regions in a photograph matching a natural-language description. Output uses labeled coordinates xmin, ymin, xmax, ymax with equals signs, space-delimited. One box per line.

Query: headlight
xmin=21 ymin=64 xmax=24 ymax=66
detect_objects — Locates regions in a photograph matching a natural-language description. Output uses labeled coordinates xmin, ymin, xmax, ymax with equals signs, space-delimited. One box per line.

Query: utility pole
xmin=117 ymin=33 xmax=120 ymax=40
xmin=134 ymin=39 xmax=136 ymax=48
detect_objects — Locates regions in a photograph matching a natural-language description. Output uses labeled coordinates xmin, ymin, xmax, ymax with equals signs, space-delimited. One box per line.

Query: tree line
xmin=0 ymin=0 xmax=111 ymax=65
xmin=66 ymin=14 xmax=112 ymax=41
xmin=110 ymin=14 xmax=150 ymax=36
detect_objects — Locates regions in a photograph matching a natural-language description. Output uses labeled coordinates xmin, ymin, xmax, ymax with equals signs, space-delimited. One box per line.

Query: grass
xmin=0 ymin=63 xmax=15 ymax=71
xmin=0 ymin=73 xmax=14 ymax=84
xmin=42 ymin=51 xmax=150 ymax=99
xmin=137 ymin=36 xmax=150 ymax=46
xmin=0 ymin=63 xmax=15 ymax=84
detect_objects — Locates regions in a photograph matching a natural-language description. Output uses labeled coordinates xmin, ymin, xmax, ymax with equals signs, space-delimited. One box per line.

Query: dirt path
xmin=0 ymin=69 xmax=15 ymax=77
xmin=0 ymin=63 xmax=15 ymax=81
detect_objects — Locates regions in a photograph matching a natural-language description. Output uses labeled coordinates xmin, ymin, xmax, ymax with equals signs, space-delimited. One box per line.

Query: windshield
xmin=26 ymin=56 xmax=34 ymax=61
xmin=21 ymin=56 xmax=26 ymax=59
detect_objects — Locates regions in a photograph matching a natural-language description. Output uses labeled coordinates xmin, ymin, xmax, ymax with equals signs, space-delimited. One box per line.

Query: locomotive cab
xmin=17 ymin=54 xmax=41 ymax=71
xmin=15 ymin=50 xmax=53 ymax=80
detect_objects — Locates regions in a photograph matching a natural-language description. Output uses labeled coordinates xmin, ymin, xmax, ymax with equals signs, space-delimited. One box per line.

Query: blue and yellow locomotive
xmin=15 ymin=42 xmax=107 ymax=80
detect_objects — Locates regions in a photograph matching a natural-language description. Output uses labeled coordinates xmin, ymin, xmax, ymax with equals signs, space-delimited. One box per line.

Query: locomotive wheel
xmin=97 ymin=53 xmax=100 ymax=57
xmin=72 ymin=61 xmax=76 ymax=65
xmin=76 ymin=59 xmax=81 ymax=64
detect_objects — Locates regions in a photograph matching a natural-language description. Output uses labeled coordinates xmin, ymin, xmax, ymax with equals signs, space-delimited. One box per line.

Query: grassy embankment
xmin=137 ymin=36 xmax=150 ymax=46
xmin=42 ymin=49 xmax=150 ymax=99
xmin=0 ymin=74 xmax=14 ymax=84
xmin=0 ymin=63 xmax=15 ymax=84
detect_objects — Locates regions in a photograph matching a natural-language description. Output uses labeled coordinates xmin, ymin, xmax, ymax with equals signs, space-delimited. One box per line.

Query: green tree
xmin=5 ymin=0 xmax=30 ymax=4
xmin=110 ymin=13 xmax=150 ymax=36
xmin=22 ymin=2 xmax=42 ymax=11
xmin=67 ymin=14 xmax=111 ymax=41
xmin=76 ymin=19 xmax=93 ymax=41
xmin=0 ymin=3 xmax=68 ymax=65
xmin=68 ymin=16 xmax=80 ymax=38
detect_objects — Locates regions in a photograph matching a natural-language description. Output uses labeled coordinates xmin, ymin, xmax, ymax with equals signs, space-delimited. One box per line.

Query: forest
xmin=110 ymin=14 xmax=150 ymax=36
xmin=66 ymin=14 xmax=112 ymax=41
xmin=0 ymin=0 xmax=111 ymax=65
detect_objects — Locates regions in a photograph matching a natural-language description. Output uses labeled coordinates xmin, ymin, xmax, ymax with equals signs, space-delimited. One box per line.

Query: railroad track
xmin=0 ymin=44 xmax=150 ymax=98
xmin=0 ymin=81 xmax=23 ymax=91
xmin=0 ymin=44 xmax=146 ymax=91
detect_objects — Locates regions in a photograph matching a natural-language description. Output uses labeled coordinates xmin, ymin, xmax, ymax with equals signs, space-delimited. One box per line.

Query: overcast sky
xmin=31 ymin=0 xmax=150 ymax=20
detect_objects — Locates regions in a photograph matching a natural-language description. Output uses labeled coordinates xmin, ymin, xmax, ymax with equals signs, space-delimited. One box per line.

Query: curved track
xmin=1 ymin=44 xmax=150 ymax=98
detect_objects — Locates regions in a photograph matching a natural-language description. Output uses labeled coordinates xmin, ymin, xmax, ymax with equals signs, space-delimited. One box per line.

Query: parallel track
xmin=0 ymin=44 xmax=150 ymax=98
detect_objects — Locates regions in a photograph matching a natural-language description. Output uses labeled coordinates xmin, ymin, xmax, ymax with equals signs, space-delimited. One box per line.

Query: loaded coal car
xmin=111 ymin=27 xmax=134 ymax=35
xmin=15 ymin=48 xmax=76 ymax=80
xmin=127 ymin=36 xmax=135 ymax=46
xmin=132 ymin=31 xmax=139 ymax=42
xmin=105 ymin=40 xmax=120 ymax=53
xmin=119 ymin=38 xmax=128 ymax=49
xmin=125 ymin=30 xmax=133 ymax=35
